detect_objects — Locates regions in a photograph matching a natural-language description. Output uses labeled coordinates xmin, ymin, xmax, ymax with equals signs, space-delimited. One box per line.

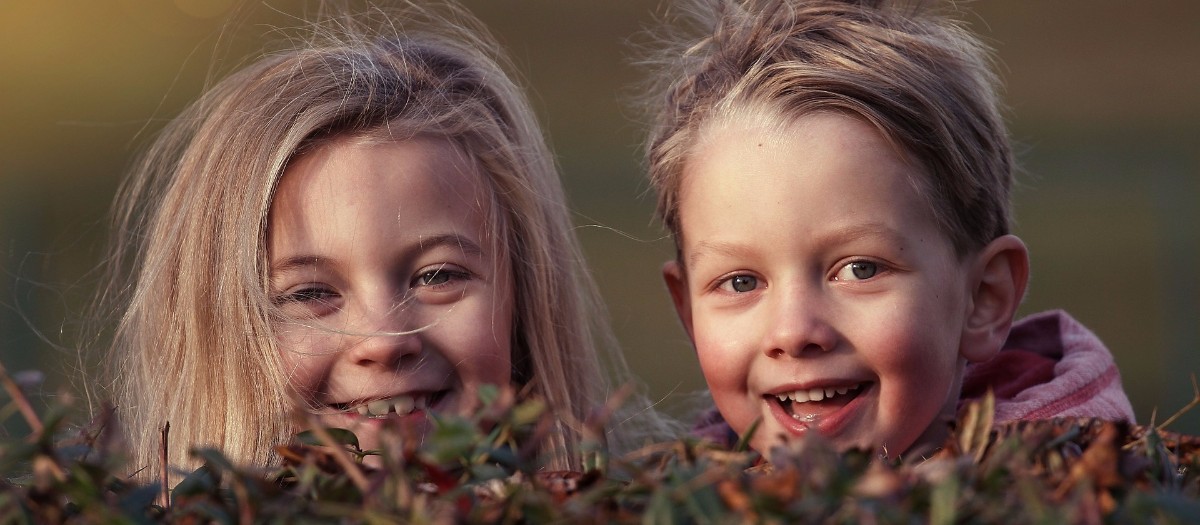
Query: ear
xmin=960 ymin=234 xmax=1030 ymax=363
xmin=662 ymin=260 xmax=696 ymax=342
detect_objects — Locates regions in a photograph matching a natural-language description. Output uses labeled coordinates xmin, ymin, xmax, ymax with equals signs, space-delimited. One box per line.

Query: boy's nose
xmin=344 ymin=297 xmax=422 ymax=369
xmin=762 ymin=288 xmax=837 ymax=358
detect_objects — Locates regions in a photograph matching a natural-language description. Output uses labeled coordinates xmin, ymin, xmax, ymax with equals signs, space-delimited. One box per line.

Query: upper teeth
xmin=775 ymin=384 xmax=860 ymax=404
xmin=353 ymin=394 xmax=429 ymax=418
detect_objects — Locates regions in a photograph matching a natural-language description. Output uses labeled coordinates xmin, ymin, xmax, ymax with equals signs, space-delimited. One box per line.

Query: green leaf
xmin=510 ymin=399 xmax=546 ymax=427
xmin=294 ymin=428 xmax=361 ymax=450
xmin=172 ymin=464 xmax=218 ymax=497
xmin=735 ymin=417 xmax=761 ymax=453
xmin=477 ymin=383 xmax=500 ymax=406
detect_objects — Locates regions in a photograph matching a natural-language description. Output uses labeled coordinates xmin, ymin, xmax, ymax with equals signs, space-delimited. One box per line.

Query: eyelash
xmin=709 ymin=258 xmax=888 ymax=294
xmin=412 ymin=265 xmax=471 ymax=288
xmin=831 ymin=259 xmax=886 ymax=282
xmin=710 ymin=272 xmax=762 ymax=294
xmin=274 ymin=285 xmax=338 ymax=305
xmin=271 ymin=264 xmax=471 ymax=306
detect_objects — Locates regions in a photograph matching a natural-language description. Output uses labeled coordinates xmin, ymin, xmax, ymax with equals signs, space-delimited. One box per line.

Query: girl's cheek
xmin=275 ymin=331 xmax=333 ymax=392
xmin=279 ymin=352 xmax=317 ymax=392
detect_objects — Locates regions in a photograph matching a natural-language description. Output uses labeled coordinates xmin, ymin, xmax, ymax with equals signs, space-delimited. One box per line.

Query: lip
xmin=765 ymin=381 xmax=873 ymax=439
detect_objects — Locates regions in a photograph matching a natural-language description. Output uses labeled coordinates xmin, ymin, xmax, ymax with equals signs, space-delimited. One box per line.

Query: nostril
xmin=768 ymin=342 xmax=827 ymax=358
xmin=802 ymin=342 xmax=826 ymax=354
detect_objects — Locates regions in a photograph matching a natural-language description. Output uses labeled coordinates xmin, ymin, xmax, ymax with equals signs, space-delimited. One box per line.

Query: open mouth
xmin=769 ymin=382 xmax=867 ymax=423
xmin=327 ymin=390 xmax=449 ymax=419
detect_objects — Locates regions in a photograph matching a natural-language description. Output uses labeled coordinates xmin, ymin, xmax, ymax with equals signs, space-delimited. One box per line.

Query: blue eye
xmin=833 ymin=261 xmax=879 ymax=281
xmin=723 ymin=274 xmax=758 ymax=293
xmin=271 ymin=285 xmax=341 ymax=318
xmin=413 ymin=265 xmax=470 ymax=288
xmin=418 ymin=270 xmax=452 ymax=286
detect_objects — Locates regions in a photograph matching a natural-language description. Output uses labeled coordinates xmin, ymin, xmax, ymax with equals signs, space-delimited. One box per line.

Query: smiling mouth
xmin=327 ymin=391 xmax=449 ymax=419
xmin=769 ymin=383 xmax=866 ymax=421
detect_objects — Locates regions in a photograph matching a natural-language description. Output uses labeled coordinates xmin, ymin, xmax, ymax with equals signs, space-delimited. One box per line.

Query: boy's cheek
xmin=692 ymin=332 xmax=729 ymax=379
xmin=691 ymin=303 xmax=760 ymax=369
xmin=693 ymin=330 xmax=752 ymax=393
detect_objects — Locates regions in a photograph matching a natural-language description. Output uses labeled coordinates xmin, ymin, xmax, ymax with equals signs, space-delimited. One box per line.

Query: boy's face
xmin=664 ymin=111 xmax=979 ymax=456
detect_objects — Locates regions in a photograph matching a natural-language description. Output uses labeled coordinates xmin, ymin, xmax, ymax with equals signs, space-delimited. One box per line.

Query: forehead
xmin=268 ymin=135 xmax=497 ymax=253
xmin=677 ymin=111 xmax=944 ymax=252
xmin=275 ymin=134 xmax=487 ymax=207
xmin=696 ymin=103 xmax=918 ymax=170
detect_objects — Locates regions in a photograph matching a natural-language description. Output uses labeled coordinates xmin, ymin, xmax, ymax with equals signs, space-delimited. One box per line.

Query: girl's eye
xmin=720 ymin=274 xmax=759 ymax=293
xmin=271 ymin=285 xmax=340 ymax=318
xmin=277 ymin=286 xmax=338 ymax=305
xmin=418 ymin=270 xmax=451 ymax=286
xmin=833 ymin=260 xmax=880 ymax=281
xmin=414 ymin=265 xmax=469 ymax=288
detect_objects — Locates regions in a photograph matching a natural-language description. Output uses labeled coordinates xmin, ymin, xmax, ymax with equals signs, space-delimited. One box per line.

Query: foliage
xmin=1 ymin=365 xmax=1198 ymax=524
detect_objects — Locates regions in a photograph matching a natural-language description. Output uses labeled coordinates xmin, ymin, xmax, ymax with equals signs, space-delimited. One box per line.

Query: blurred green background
xmin=1 ymin=1 xmax=1197 ymax=435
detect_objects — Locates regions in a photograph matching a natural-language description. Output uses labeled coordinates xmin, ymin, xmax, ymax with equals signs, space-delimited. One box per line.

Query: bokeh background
xmin=2 ymin=0 xmax=1197 ymax=435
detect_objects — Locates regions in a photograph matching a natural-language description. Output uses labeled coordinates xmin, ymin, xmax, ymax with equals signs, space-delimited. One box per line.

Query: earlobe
xmin=662 ymin=260 xmax=695 ymax=342
xmin=961 ymin=234 xmax=1030 ymax=363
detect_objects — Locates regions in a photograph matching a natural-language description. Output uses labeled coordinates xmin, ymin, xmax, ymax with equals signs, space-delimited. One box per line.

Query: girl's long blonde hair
xmin=98 ymin=3 xmax=653 ymax=479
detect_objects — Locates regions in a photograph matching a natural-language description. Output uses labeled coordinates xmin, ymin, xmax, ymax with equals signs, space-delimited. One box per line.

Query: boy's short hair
xmin=646 ymin=0 xmax=1013 ymax=256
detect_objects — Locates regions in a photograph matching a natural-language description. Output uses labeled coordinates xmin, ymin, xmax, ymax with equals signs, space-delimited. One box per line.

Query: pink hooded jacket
xmin=958 ymin=309 xmax=1135 ymax=423
xmin=692 ymin=310 xmax=1137 ymax=446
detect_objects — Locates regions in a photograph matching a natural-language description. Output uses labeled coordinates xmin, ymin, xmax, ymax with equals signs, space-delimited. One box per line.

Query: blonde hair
xmin=645 ymin=0 xmax=1013 ymax=256
xmin=99 ymin=4 xmax=648 ymax=479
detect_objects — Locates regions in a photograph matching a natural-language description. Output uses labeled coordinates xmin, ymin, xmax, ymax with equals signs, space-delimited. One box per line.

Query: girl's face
xmin=267 ymin=135 xmax=513 ymax=452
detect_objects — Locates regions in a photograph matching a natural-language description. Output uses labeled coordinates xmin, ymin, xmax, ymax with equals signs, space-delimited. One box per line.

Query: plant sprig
xmin=2 ymin=366 xmax=1199 ymax=523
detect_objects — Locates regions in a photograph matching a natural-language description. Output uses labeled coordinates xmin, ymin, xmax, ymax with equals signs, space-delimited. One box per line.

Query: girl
xmin=97 ymin=4 xmax=656 ymax=479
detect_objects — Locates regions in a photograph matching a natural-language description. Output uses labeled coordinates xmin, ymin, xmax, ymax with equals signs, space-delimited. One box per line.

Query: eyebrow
xmin=687 ymin=240 xmax=755 ymax=268
xmin=414 ymin=233 xmax=486 ymax=258
xmin=270 ymin=254 xmax=332 ymax=276
xmin=820 ymin=223 xmax=905 ymax=247
xmin=269 ymin=233 xmax=486 ymax=275
xmin=685 ymin=222 xmax=905 ymax=268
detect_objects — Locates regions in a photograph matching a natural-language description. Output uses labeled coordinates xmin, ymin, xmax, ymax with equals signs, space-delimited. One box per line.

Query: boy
xmin=642 ymin=0 xmax=1135 ymax=456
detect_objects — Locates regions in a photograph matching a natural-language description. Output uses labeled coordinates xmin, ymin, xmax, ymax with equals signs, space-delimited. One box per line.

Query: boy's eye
xmin=833 ymin=261 xmax=879 ymax=281
xmin=721 ymin=274 xmax=759 ymax=293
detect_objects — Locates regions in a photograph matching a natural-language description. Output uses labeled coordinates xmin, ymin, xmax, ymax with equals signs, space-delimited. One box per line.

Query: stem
xmin=1156 ymin=374 xmax=1200 ymax=432
xmin=0 ymin=361 xmax=43 ymax=438
xmin=304 ymin=414 xmax=371 ymax=492
xmin=159 ymin=422 xmax=170 ymax=509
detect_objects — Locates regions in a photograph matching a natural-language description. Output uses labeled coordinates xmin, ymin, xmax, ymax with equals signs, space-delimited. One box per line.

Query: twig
xmin=582 ymin=383 xmax=635 ymax=472
xmin=1156 ymin=374 xmax=1200 ymax=432
xmin=233 ymin=473 xmax=254 ymax=525
xmin=159 ymin=422 xmax=170 ymax=510
xmin=79 ymin=404 xmax=117 ymax=463
xmin=303 ymin=414 xmax=371 ymax=492
xmin=0 ymin=361 xmax=44 ymax=438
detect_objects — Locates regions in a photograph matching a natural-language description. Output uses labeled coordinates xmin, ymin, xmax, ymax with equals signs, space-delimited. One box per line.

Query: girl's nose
xmin=344 ymin=297 xmax=422 ymax=369
xmin=762 ymin=286 xmax=838 ymax=359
